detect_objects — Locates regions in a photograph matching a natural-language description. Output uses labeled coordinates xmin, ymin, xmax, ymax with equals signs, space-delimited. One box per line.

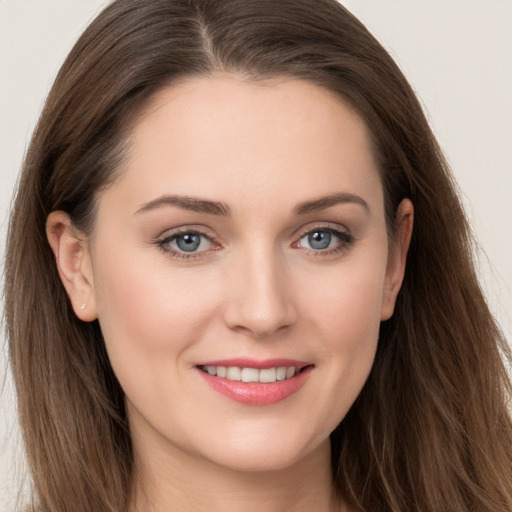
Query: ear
xmin=46 ymin=211 xmax=98 ymax=322
xmin=380 ymin=199 xmax=414 ymax=321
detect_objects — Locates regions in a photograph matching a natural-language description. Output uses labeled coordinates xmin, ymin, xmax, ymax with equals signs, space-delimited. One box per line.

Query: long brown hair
xmin=5 ymin=1 xmax=512 ymax=511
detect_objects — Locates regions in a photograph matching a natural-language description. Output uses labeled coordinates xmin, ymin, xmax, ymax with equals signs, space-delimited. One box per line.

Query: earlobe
xmin=46 ymin=211 xmax=98 ymax=322
xmin=380 ymin=199 xmax=414 ymax=321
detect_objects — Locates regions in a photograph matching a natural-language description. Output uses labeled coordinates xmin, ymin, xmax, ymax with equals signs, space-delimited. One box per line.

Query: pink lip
xmin=195 ymin=359 xmax=314 ymax=406
xmin=195 ymin=358 xmax=311 ymax=370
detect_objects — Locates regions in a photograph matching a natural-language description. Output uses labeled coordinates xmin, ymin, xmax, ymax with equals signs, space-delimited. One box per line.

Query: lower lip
xmin=196 ymin=366 xmax=313 ymax=406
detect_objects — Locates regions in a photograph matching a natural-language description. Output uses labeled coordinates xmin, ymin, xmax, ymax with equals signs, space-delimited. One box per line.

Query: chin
xmin=189 ymin=423 xmax=330 ymax=473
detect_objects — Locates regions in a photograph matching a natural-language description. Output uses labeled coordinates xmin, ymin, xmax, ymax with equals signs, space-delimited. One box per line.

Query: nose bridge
xmin=223 ymin=239 xmax=297 ymax=337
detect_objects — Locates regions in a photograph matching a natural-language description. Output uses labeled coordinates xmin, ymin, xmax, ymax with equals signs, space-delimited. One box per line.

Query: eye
xmin=172 ymin=233 xmax=209 ymax=252
xmin=301 ymin=230 xmax=335 ymax=250
xmin=294 ymin=226 xmax=353 ymax=254
xmin=157 ymin=229 xmax=218 ymax=259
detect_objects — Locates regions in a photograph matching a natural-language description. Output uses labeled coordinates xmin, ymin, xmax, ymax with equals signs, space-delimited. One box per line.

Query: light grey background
xmin=1 ymin=1 xmax=511 ymax=508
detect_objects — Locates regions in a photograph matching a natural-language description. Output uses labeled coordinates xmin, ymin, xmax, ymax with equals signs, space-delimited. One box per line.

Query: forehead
xmin=100 ymin=74 xmax=383 ymax=217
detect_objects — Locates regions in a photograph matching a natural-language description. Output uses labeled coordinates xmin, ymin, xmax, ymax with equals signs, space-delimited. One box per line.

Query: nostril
xmin=224 ymin=307 xmax=298 ymax=339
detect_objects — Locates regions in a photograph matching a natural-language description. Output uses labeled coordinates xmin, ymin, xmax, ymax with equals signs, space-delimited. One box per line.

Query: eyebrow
xmin=134 ymin=195 xmax=231 ymax=216
xmin=292 ymin=192 xmax=370 ymax=215
xmin=134 ymin=191 xmax=369 ymax=217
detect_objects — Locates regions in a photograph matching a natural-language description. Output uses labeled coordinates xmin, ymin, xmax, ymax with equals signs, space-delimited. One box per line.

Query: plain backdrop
xmin=1 ymin=1 xmax=511 ymax=508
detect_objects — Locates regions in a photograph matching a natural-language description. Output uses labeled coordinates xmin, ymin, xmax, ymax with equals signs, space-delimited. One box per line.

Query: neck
xmin=130 ymin=434 xmax=344 ymax=512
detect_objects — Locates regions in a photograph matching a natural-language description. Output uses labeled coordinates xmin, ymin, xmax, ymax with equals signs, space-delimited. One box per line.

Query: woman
xmin=4 ymin=0 xmax=512 ymax=511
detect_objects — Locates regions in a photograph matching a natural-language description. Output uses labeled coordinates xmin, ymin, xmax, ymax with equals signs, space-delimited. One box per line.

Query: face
xmin=56 ymin=75 xmax=410 ymax=474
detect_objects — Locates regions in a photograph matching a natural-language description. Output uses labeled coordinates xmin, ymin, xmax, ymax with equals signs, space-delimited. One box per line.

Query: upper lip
xmin=195 ymin=358 xmax=313 ymax=370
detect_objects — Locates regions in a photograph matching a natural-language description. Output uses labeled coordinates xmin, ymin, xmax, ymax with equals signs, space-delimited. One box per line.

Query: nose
xmin=222 ymin=246 xmax=298 ymax=338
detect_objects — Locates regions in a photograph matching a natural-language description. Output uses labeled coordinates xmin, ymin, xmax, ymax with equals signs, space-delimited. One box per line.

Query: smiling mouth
xmin=198 ymin=365 xmax=311 ymax=384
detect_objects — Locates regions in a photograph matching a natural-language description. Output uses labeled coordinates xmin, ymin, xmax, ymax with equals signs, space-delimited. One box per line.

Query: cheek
xmin=92 ymin=246 xmax=220 ymax=385
xmin=298 ymin=251 xmax=387 ymax=421
xmin=302 ymin=251 xmax=387 ymax=341
xmin=320 ymin=276 xmax=383 ymax=380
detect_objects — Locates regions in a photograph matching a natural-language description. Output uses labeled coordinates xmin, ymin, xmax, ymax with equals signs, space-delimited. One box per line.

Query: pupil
xmin=176 ymin=234 xmax=201 ymax=252
xmin=309 ymin=231 xmax=331 ymax=250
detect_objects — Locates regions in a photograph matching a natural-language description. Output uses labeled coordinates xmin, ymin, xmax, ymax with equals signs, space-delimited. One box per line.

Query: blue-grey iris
xmin=176 ymin=234 xmax=201 ymax=252
xmin=309 ymin=231 xmax=331 ymax=250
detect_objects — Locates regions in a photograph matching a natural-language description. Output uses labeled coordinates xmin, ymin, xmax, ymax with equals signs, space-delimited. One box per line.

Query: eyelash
xmin=294 ymin=226 xmax=353 ymax=257
xmin=155 ymin=227 xmax=219 ymax=261
xmin=156 ymin=225 xmax=354 ymax=261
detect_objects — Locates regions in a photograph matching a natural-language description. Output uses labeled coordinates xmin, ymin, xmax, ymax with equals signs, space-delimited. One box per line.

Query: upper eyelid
xmin=156 ymin=222 xmax=349 ymax=239
xmin=156 ymin=222 xmax=351 ymax=241
xmin=294 ymin=222 xmax=351 ymax=239
xmin=155 ymin=225 xmax=217 ymax=241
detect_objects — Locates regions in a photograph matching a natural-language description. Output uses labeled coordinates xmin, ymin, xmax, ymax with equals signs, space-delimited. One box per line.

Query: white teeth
xmin=241 ymin=368 xmax=259 ymax=382
xmin=202 ymin=365 xmax=303 ymax=383
xmin=276 ymin=367 xmax=287 ymax=381
xmin=259 ymin=368 xmax=277 ymax=383
xmin=226 ymin=367 xmax=241 ymax=381
xmin=205 ymin=365 xmax=217 ymax=376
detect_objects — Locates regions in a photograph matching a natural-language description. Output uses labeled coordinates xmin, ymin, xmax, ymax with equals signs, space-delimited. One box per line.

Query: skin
xmin=47 ymin=75 xmax=413 ymax=512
